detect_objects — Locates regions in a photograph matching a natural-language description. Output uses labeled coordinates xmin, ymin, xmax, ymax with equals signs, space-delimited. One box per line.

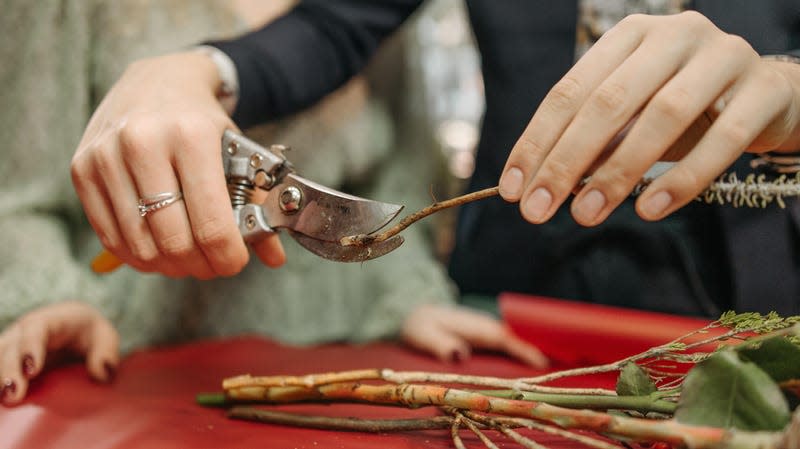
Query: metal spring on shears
xmin=228 ymin=178 xmax=255 ymax=207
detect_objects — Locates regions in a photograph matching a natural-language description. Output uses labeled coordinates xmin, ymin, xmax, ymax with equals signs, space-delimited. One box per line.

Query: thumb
xmin=84 ymin=319 xmax=120 ymax=383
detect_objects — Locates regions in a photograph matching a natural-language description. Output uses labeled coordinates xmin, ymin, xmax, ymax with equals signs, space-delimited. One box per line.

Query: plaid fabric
xmin=576 ymin=0 xmax=689 ymax=59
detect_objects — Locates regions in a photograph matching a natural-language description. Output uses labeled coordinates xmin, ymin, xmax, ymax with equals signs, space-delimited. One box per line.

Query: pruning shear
xmin=91 ymin=130 xmax=405 ymax=273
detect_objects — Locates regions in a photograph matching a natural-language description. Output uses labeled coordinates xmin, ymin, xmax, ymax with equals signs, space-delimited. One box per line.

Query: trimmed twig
xmin=478 ymin=390 xmax=676 ymax=415
xmin=495 ymin=426 xmax=550 ymax=449
xmin=517 ymin=323 xmax=753 ymax=385
xmin=451 ymin=414 xmax=467 ymax=449
xmin=227 ymin=406 xmax=456 ymax=432
xmin=465 ymin=412 xmax=618 ymax=449
xmin=224 ymin=369 xmax=383 ymax=390
xmin=224 ymin=370 xmax=616 ymax=396
xmin=461 ymin=411 xmax=551 ymax=449
xmin=224 ymin=380 xmax=781 ymax=448
xmin=460 ymin=414 xmax=501 ymax=449
xmin=340 ymin=186 xmax=500 ymax=246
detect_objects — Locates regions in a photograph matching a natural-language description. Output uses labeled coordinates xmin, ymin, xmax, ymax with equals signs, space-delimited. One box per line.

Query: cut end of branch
xmin=339 ymin=234 xmax=377 ymax=247
xmin=339 ymin=186 xmax=501 ymax=248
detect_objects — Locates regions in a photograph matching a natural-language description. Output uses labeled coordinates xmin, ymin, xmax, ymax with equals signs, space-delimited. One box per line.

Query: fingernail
xmin=2 ymin=379 xmax=16 ymax=403
xmin=499 ymin=167 xmax=524 ymax=198
xmin=641 ymin=190 xmax=672 ymax=219
xmin=103 ymin=362 xmax=117 ymax=383
xmin=450 ymin=350 xmax=465 ymax=364
xmin=572 ymin=189 xmax=606 ymax=224
xmin=523 ymin=187 xmax=552 ymax=222
xmin=22 ymin=354 xmax=35 ymax=378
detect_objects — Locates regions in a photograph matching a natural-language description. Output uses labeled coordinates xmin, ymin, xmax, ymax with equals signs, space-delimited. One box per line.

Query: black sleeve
xmin=208 ymin=0 xmax=424 ymax=129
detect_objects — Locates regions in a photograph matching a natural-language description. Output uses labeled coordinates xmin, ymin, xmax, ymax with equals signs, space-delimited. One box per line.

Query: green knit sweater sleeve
xmin=0 ymin=1 xmax=101 ymax=326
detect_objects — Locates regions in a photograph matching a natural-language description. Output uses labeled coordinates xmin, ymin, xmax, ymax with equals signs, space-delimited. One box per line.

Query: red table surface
xmin=0 ymin=295 xmax=714 ymax=449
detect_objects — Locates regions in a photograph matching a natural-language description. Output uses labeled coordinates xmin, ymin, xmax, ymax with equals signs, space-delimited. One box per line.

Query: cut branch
xmin=340 ymin=186 xmax=500 ymax=247
xmin=464 ymin=412 xmax=619 ymax=449
xmin=227 ymin=406 xmax=456 ymax=432
xmin=224 ymin=369 xmax=615 ymax=395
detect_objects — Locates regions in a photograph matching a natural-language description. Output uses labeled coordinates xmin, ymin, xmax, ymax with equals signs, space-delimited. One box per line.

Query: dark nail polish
xmin=22 ymin=354 xmax=35 ymax=378
xmin=103 ymin=362 xmax=117 ymax=382
xmin=2 ymin=379 xmax=16 ymax=403
xmin=450 ymin=350 xmax=464 ymax=364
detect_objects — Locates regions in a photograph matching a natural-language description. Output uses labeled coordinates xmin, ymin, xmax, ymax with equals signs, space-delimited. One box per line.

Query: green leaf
xmin=675 ymin=350 xmax=790 ymax=431
xmin=736 ymin=336 xmax=800 ymax=383
xmin=616 ymin=363 xmax=656 ymax=396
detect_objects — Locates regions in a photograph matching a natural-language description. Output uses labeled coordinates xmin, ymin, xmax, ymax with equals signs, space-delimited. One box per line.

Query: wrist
xmin=191 ymin=45 xmax=240 ymax=115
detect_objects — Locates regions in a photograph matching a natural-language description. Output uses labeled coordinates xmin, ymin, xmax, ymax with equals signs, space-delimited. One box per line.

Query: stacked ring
xmin=138 ymin=192 xmax=183 ymax=217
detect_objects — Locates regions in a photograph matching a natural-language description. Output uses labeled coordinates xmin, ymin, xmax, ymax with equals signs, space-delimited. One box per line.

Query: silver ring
xmin=138 ymin=191 xmax=183 ymax=217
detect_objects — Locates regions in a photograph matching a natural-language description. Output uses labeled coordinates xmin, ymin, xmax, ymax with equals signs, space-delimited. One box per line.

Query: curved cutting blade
xmin=289 ymin=231 xmax=404 ymax=262
xmin=262 ymin=173 xmax=404 ymax=261
xmin=266 ymin=174 xmax=403 ymax=241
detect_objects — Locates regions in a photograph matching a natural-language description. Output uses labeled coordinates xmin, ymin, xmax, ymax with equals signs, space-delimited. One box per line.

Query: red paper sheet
xmin=500 ymin=293 xmax=717 ymax=365
xmin=0 ymin=295 xmax=717 ymax=448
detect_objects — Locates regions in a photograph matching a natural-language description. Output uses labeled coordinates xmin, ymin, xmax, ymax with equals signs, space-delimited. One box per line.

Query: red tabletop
xmin=0 ymin=295 xmax=714 ymax=449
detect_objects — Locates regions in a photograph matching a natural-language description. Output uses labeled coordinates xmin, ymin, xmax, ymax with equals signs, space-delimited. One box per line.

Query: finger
xmin=438 ymin=309 xmax=548 ymax=367
xmin=94 ymin=130 xmax=184 ymax=277
xmin=637 ymin=65 xmax=791 ymax=220
xmin=252 ymin=234 xmax=285 ymax=268
xmin=0 ymin=331 xmax=25 ymax=405
xmin=84 ymin=318 xmax=120 ymax=383
xmin=572 ymin=35 xmax=753 ymax=226
xmin=173 ymin=122 xmax=249 ymax=277
xmin=501 ymin=331 xmax=549 ymax=369
xmin=118 ymin=121 xmax=208 ymax=278
xmin=499 ymin=15 xmax=647 ymax=201
xmin=400 ymin=307 xmax=472 ymax=363
xmin=72 ymin=147 xmax=150 ymax=273
xmin=523 ymin=27 xmax=696 ymax=225
xmin=405 ymin=326 xmax=472 ymax=364
xmin=17 ymin=320 xmax=48 ymax=379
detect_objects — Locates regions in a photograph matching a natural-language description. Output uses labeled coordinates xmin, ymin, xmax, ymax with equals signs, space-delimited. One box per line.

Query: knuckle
xmin=677 ymin=10 xmax=712 ymax=30
xmin=539 ymin=156 xmax=578 ymax=189
xmin=128 ymin=237 xmax=159 ymax=264
xmin=171 ymin=118 xmax=208 ymax=151
xmin=618 ymin=13 xmax=647 ymax=28
xmin=515 ymin=134 xmax=549 ymax=159
xmin=719 ymin=33 xmax=750 ymax=53
xmin=589 ymin=81 xmax=628 ymax=118
xmin=757 ymin=65 xmax=788 ymax=91
xmin=715 ymin=119 xmax=751 ymax=147
xmin=70 ymin=151 xmax=92 ymax=188
xmin=90 ymin=146 xmax=117 ymax=177
xmin=118 ymin=118 xmax=157 ymax=159
xmin=668 ymin=163 xmax=704 ymax=195
xmin=593 ymin=163 xmax=640 ymax=200
xmin=650 ymin=87 xmax=693 ymax=124
xmin=193 ymin=217 xmax=235 ymax=251
xmin=97 ymin=233 xmax=123 ymax=254
xmin=156 ymin=232 xmax=196 ymax=259
xmin=545 ymin=76 xmax=583 ymax=113
xmin=218 ymin=252 xmax=249 ymax=277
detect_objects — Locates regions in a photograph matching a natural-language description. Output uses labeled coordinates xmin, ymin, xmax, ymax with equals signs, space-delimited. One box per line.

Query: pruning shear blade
xmin=264 ymin=173 xmax=405 ymax=262
xmin=289 ymin=231 xmax=405 ymax=263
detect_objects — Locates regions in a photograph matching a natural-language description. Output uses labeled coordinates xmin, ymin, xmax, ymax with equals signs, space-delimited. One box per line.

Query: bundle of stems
xmin=220 ymin=381 xmax=794 ymax=449
xmin=203 ymin=315 xmax=799 ymax=449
